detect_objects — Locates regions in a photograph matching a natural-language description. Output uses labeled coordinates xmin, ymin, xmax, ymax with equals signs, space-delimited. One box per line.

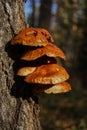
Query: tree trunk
xmin=0 ymin=0 xmax=41 ymax=130
xmin=78 ymin=0 xmax=87 ymax=87
xmin=31 ymin=0 xmax=35 ymax=27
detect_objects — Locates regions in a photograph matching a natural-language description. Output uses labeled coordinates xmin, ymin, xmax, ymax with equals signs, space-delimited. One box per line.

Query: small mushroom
xmin=33 ymin=82 xmax=71 ymax=95
xmin=11 ymin=28 xmax=53 ymax=47
xmin=44 ymin=82 xmax=71 ymax=94
xmin=21 ymin=43 xmax=66 ymax=61
xmin=24 ymin=64 xmax=69 ymax=84
xmin=17 ymin=66 xmax=36 ymax=76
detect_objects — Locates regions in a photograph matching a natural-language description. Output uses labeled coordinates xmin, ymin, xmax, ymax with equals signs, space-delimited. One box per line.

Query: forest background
xmin=23 ymin=0 xmax=87 ymax=130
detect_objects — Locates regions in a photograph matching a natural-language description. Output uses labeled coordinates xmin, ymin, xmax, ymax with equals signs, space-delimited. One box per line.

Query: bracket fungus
xmin=11 ymin=28 xmax=53 ymax=47
xmin=21 ymin=43 xmax=66 ymax=61
xmin=11 ymin=27 xmax=71 ymax=96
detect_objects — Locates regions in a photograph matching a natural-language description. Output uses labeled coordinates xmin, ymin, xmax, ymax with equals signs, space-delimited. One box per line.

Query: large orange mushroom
xmin=24 ymin=64 xmax=69 ymax=84
xmin=21 ymin=43 xmax=66 ymax=61
xmin=11 ymin=28 xmax=53 ymax=47
xmin=11 ymin=27 xmax=71 ymax=96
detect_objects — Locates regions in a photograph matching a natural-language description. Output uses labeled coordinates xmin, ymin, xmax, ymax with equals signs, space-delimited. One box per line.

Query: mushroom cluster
xmin=11 ymin=28 xmax=71 ymax=96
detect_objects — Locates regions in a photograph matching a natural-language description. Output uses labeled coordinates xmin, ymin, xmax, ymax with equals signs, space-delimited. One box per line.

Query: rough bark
xmin=0 ymin=0 xmax=41 ymax=130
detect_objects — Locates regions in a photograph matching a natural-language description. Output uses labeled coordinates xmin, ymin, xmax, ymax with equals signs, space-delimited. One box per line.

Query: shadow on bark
xmin=5 ymin=41 xmax=39 ymax=103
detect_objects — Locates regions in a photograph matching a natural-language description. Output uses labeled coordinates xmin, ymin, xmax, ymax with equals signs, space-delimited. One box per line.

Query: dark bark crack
xmin=2 ymin=1 xmax=15 ymax=36
xmin=13 ymin=99 xmax=22 ymax=129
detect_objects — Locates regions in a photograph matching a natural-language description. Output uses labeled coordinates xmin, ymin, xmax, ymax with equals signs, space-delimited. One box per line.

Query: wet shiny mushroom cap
xmin=44 ymin=82 xmax=71 ymax=94
xmin=17 ymin=66 xmax=36 ymax=76
xmin=21 ymin=43 xmax=66 ymax=61
xmin=32 ymin=82 xmax=71 ymax=95
xmin=11 ymin=28 xmax=54 ymax=47
xmin=24 ymin=64 xmax=69 ymax=84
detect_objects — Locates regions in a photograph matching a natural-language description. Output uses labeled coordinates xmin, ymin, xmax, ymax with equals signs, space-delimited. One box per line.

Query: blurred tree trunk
xmin=78 ymin=0 xmax=87 ymax=87
xmin=0 ymin=0 xmax=41 ymax=130
xmin=31 ymin=0 xmax=35 ymax=26
xmin=38 ymin=0 xmax=52 ymax=29
xmin=56 ymin=0 xmax=79 ymax=69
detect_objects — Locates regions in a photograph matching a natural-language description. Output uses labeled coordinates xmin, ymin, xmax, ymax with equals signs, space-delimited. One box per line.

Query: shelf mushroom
xmin=44 ymin=82 xmax=71 ymax=94
xmin=11 ymin=28 xmax=53 ymax=47
xmin=11 ymin=27 xmax=71 ymax=96
xmin=17 ymin=66 xmax=36 ymax=76
xmin=21 ymin=43 xmax=66 ymax=61
xmin=33 ymin=82 xmax=71 ymax=95
xmin=24 ymin=64 xmax=69 ymax=84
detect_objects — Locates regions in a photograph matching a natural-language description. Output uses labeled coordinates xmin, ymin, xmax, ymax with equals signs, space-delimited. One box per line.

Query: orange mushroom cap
xmin=24 ymin=64 xmax=69 ymax=84
xmin=21 ymin=43 xmax=66 ymax=61
xmin=17 ymin=66 xmax=36 ymax=76
xmin=44 ymin=82 xmax=71 ymax=94
xmin=11 ymin=28 xmax=54 ymax=47
xmin=32 ymin=82 xmax=71 ymax=96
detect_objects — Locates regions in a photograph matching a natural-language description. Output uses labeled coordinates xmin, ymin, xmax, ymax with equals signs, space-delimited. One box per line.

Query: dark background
xmin=24 ymin=0 xmax=87 ymax=129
